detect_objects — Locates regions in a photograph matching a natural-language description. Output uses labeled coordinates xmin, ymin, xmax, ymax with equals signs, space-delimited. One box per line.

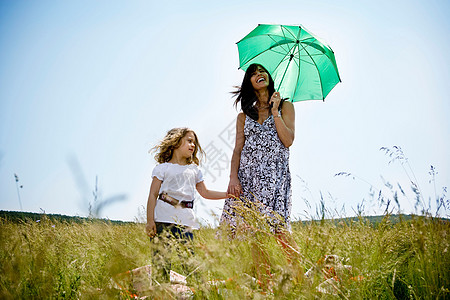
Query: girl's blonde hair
xmin=151 ymin=127 xmax=204 ymax=165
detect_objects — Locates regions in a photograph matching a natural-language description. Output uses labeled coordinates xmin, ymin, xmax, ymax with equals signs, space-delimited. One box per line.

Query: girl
xmin=146 ymin=127 xmax=228 ymax=239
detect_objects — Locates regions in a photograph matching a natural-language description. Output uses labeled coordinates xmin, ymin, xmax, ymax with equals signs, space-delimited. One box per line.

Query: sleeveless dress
xmin=220 ymin=110 xmax=292 ymax=231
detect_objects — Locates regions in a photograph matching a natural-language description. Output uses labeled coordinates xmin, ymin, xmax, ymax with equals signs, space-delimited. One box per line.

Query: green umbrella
xmin=237 ymin=24 xmax=341 ymax=102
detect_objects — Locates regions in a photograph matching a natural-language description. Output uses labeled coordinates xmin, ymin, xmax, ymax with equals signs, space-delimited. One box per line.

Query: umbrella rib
xmin=280 ymin=26 xmax=290 ymax=42
xmin=241 ymin=48 xmax=287 ymax=69
xmin=296 ymin=36 xmax=327 ymax=99
xmin=267 ymin=33 xmax=292 ymax=54
xmin=298 ymin=57 xmax=316 ymax=66
xmin=239 ymin=35 xmax=292 ymax=67
xmin=292 ymin=47 xmax=301 ymax=101
xmin=271 ymin=39 xmax=299 ymax=73
xmin=275 ymin=43 xmax=298 ymax=92
xmin=291 ymin=29 xmax=303 ymax=101
xmin=303 ymin=46 xmax=324 ymax=100
xmin=298 ymin=38 xmax=317 ymax=53
xmin=270 ymin=48 xmax=291 ymax=57
xmin=291 ymin=28 xmax=326 ymax=100
xmin=272 ymin=52 xmax=293 ymax=78
xmin=238 ymin=30 xmax=298 ymax=43
xmin=276 ymin=58 xmax=292 ymax=92
xmin=280 ymin=25 xmax=298 ymax=40
xmin=277 ymin=29 xmax=325 ymax=101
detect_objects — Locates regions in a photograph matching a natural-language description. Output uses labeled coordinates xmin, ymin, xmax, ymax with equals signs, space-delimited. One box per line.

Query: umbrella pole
xmin=276 ymin=52 xmax=295 ymax=93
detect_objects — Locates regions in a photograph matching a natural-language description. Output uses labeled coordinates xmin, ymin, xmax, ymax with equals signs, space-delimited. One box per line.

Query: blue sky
xmin=1 ymin=0 xmax=449 ymax=224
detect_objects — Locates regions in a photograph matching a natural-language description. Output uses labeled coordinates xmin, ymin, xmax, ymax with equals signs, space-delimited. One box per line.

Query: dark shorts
xmin=154 ymin=222 xmax=194 ymax=241
xmin=150 ymin=223 xmax=194 ymax=282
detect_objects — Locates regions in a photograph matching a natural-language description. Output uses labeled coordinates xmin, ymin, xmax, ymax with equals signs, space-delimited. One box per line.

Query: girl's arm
xmin=228 ymin=112 xmax=246 ymax=197
xmin=196 ymin=181 xmax=228 ymax=200
xmin=272 ymin=100 xmax=295 ymax=148
xmin=146 ymin=177 xmax=162 ymax=237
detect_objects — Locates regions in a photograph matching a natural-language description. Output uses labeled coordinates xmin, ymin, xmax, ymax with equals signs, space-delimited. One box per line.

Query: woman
xmin=220 ymin=63 xmax=295 ymax=232
xmin=220 ymin=63 xmax=301 ymax=287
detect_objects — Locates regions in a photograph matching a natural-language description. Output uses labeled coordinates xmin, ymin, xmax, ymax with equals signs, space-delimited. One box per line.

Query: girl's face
xmin=250 ymin=65 xmax=269 ymax=91
xmin=176 ymin=131 xmax=196 ymax=159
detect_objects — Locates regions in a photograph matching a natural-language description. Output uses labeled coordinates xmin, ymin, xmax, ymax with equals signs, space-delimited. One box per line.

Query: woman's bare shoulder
xmin=237 ymin=112 xmax=246 ymax=123
xmin=282 ymin=100 xmax=295 ymax=111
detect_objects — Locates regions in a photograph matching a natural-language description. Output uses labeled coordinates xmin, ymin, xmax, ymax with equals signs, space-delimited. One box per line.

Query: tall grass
xmin=0 ymin=210 xmax=448 ymax=299
xmin=1 ymin=146 xmax=448 ymax=298
xmin=0 ymin=217 xmax=150 ymax=299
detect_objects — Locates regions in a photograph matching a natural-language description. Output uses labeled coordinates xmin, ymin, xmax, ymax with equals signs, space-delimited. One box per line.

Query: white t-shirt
xmin=152 ymin=162 xmax=203 ymax=229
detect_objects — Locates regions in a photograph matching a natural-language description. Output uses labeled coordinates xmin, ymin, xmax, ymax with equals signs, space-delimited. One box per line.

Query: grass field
xmin=0 ymin=208 xmax=449 ymax=299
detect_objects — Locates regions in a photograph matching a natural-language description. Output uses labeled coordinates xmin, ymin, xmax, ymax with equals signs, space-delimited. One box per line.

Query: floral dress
xmin=220 ymin=110 xmax=292 ymax=231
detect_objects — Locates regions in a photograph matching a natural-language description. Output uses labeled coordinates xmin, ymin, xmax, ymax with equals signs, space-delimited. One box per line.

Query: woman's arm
xmin=228 ymin=112 xmax=246 ymax=197
xmin=272 ymin=101 xmax=295 ymax=148
xmin=196 ymin=181 xmax=228 ymax=199
xmin=146 ymin=177 xmax=162 ymax=237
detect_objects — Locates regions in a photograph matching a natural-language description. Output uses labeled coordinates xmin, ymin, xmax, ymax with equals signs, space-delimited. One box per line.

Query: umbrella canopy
xmin=237 ymin=24 xmax=341 ymax=102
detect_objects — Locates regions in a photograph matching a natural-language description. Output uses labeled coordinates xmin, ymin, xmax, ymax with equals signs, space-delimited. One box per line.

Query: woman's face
xmin=250 ymin=65 xmax=269 ymax=91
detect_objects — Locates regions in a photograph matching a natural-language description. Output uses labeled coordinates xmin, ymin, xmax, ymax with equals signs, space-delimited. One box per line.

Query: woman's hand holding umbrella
xmin=270 ymin=92 xmax=282 ymax=116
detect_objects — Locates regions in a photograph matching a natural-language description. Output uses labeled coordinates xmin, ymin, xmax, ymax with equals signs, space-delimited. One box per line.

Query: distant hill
xmin=0 ymin=210 xmax=134 ymax=225
xmin=2 ymin=210 xmax=447 ymax=227
xmin=292 ymin=214 xmax=449 ymax=228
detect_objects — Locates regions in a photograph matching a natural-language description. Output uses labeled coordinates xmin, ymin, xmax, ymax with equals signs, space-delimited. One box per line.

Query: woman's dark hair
xmin=233 ymin=64 xmax=276 ymax=121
